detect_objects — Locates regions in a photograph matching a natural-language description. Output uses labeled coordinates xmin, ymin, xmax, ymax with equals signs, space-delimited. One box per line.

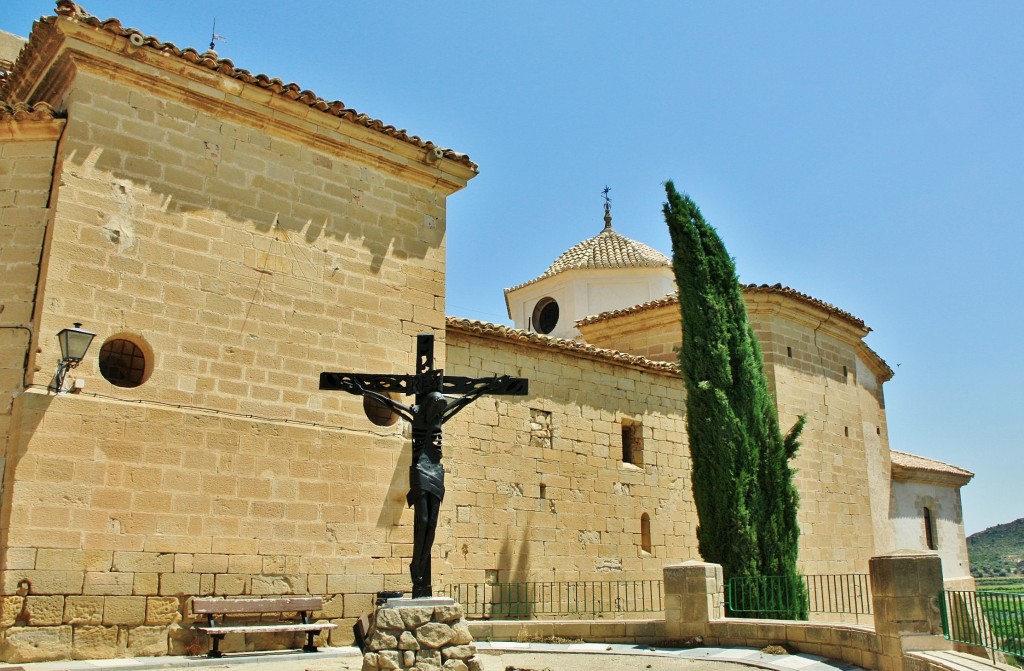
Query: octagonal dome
xmin=504 ymin=211 xmax=676 ymax=339
xmin=508 ymin=221 xmax=670 ymax=293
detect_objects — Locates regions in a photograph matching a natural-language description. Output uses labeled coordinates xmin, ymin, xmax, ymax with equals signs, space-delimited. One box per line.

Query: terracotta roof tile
xmin=0 ymin=100 xmax=59 ymax=121
xmin=577 ymin=284 xmax=867 ymax=331
xmin=446 ymin=317 xmax=680 ymax=376
xmin=743 ymin=283 xmax=866 ymax=331
xmin=891 ymin=450 xmax=973 ymax=484
xmin=506 ymin=226 xmax=670 ymax=294
xmin=576 ymin=293 xmax=679 ymax=327
xmin=7 ymin=1 xmax=475 ymax=170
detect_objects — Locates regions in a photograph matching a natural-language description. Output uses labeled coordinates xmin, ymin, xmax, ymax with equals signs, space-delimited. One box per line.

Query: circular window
xmin=364 ymin=393 xmax=400 ymax=427
xmin=98 ymin=336 xmax=151 ymax=388
xmin=532 ymin=298 xmax=559 ymax=335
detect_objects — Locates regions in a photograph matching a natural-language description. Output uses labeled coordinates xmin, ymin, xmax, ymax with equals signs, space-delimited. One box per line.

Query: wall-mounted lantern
xmin=51 ymin=322 xmax=95 ymax=393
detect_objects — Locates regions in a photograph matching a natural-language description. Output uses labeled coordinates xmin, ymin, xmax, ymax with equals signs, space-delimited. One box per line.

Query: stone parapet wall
xmin=706 ymin=619 xmax=878 ymax=669
xmin=466 ymin=555 xmax=970 ymax=671
xmin=467 ymin=617 xmax=877 ymax=668
xmin=467 ymin=618 xmax=665 ymax=645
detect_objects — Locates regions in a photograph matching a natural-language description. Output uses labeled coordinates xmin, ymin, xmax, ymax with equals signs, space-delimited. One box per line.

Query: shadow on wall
xmin=61 ymin=117 xmax=444 ymax=280
xmin=490 ymin=522 xmax=533 ymax=618
xmin=0 ymin=391 xmax=52 ymax=560
xmin=377 ymin=436 xmax=412 ymax=529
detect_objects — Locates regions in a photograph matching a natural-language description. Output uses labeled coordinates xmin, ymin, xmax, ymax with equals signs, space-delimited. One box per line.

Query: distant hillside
xmin=969 ymin=518 xmax=1024 ymax=578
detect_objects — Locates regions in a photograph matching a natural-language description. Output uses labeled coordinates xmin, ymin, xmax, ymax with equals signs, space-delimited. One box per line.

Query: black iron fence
xmin=441 ymin=580 xmax=663 ymax=619
xmin=726 ymin=573 xmax=873 ymax=616
xmin=941 ymin=589 xmax=1024 ymax=659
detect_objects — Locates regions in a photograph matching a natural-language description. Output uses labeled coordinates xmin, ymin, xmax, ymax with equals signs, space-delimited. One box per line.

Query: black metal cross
xmin=319 ymin=333 xmax=527 ymax=400
xmin=318 ymin=332 xmax=528 ymax=597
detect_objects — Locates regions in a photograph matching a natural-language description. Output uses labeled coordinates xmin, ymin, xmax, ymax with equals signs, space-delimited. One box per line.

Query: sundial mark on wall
xmin=235 ymin=214 xmax=328 ymax=295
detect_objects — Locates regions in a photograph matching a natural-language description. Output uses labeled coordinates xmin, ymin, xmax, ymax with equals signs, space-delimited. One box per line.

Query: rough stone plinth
xmin=362 ymin=600 xmax=481 ymax=671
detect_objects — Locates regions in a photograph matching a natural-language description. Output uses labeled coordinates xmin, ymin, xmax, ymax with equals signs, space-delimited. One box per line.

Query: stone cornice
xmin=856 ymin=341 xmax=894 ymax=383
xmin=5 ymin=4 xmax=476 ymax=193
xmin=578 ymin=285 xmax=869 ymax=338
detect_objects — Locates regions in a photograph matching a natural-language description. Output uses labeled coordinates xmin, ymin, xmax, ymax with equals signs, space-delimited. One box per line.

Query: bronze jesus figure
xmin=319 ymin=333 xmax=528 ymax=598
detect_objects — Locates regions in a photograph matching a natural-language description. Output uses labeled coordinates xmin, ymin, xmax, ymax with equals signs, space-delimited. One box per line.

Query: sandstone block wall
xmin=38 ymin=62 xmax=450 ymax=419
xmin=0 ymin=14 xmax=473 ymax=660
xmin=748 ymin=308 xmax=881 ymax=575
xmin=0 ymin=116 xmax=64 ymax=507
xmin=578 ymin=306 xmax=680 ymax=363
xmin=441 ymin=324 xmax=697 ymax=586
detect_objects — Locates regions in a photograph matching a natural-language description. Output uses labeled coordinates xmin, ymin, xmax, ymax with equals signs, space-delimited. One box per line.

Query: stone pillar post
xmin=664 ymin=561 xmax=723 ymax=641
xmin=870 ymin=551 xmax=951 ymax=671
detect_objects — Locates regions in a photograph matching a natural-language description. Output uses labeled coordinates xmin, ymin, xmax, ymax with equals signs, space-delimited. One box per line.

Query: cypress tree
xmin=664 ymin=181 xmax=806 ymax=619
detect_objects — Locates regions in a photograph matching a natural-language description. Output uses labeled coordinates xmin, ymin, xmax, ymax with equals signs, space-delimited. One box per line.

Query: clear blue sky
xmin=4 ymin=1 xmax=1022 ymax=536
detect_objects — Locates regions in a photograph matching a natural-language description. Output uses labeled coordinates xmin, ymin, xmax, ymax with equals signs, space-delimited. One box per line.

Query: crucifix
xmin=319 ymin=333 xmax=528 ymax=598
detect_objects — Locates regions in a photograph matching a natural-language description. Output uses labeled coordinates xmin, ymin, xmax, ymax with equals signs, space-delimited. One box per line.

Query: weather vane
xmin=602 ymin=185 xmax=612 ymax=214
xmin=209 ymin=19 xmax=226 ymax=51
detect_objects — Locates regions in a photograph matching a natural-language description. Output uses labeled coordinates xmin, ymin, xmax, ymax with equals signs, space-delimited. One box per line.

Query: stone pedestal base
xmin=361 ymin=598 xmax=481 ymax=671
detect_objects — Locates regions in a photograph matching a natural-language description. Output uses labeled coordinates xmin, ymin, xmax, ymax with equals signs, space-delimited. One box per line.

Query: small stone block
xmin=384 ymin=596 xmax=454 ymax=609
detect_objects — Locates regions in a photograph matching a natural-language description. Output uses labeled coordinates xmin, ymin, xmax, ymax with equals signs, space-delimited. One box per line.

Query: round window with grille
xmin=98 ymin=337 xmax=149 ymax=388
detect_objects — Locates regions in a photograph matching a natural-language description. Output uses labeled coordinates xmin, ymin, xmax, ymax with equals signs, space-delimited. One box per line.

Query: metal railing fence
xmin=941 ymin=589 xmax=1024 ymax=659
xmin=726 ymin=573 xmax=872 ymax=616
xmin=442 ymin=580 xmax=663 ymax=619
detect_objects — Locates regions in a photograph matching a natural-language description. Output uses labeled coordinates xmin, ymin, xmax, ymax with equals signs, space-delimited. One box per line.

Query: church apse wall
xmin=579 ymin=289 xmax=892 ymax=576
xmin=747 ymin=308 xmax=877 ymax=575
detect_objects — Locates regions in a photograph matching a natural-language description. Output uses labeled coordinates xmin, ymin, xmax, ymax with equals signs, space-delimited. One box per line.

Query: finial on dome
xmin=601 ymin=185 xmax=612 ymax=231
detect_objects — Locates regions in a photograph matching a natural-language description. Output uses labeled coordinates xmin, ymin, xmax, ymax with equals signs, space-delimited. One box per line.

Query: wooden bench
xmin=192 ymin=597 xmax=337 ymax=658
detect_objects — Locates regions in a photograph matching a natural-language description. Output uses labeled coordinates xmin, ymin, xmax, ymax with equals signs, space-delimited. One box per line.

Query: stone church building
xmin=0 ymin=3 xmax=972 ymax=660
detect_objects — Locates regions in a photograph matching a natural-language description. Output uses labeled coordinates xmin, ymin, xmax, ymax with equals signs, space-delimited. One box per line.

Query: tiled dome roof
xmin=546 ymin=226 xmax=670 ymax=274
xmin=507 ymin=220 xmax=670 ymax=293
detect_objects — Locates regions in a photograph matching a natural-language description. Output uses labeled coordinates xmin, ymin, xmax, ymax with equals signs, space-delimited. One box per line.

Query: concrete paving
xmin=478 ymin=641 xmax=866 ymax=671
xmin=0 ymin=643 xmax=868 ymax=671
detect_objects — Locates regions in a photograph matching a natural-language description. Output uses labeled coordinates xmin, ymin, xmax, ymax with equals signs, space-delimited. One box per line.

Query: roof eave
xmin=5 ymin=4 xmax=477 ymax=185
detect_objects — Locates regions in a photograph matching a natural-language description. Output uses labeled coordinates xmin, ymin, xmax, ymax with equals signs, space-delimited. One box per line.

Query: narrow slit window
xmin=640 ymin=513 xmax=652 ymax=554
xmin=787 ymin=346 xmax=793 ymax=358
xmin=924 ymin=507 xmax=937 ymax=550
